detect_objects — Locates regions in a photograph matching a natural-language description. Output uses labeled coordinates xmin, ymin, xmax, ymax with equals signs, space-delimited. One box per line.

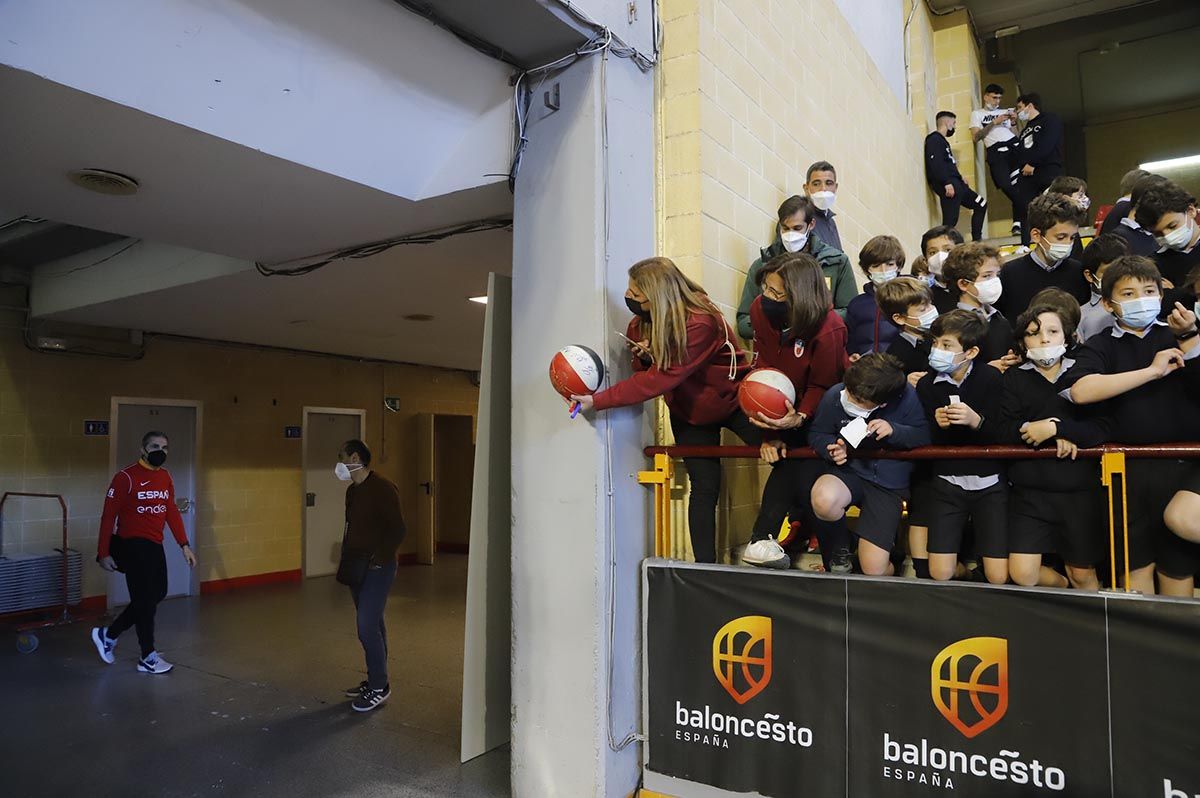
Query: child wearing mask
xmin=846 ymin=236 xmax=906 ymax=357
xmin=996 ymin=193 xmax=1088 ymax=328
xmin=1078 ymin=234 xmax=1129 ymax=341
xmin=1135 ymin=181 xmax=1200 ymax=290
xmin=943 ymin=242 xmax=1019 ymax=369
xmin=921 ymin=225 xmax=965 ymax=313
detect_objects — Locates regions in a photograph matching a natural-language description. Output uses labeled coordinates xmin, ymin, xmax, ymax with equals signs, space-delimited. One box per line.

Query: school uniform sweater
xmin=749 ymin=298 xmax=848 ymax=420
xmin=996 ymin=252 xmax=1090 ymax=328
xmin=808 ymin=383 xmax=931 ymax=491
xmin=886 ymin=331 xmax=933 ymax=376
xmin=845 ymin=284 xmax=900 ymax=356
xmin=915 ymin=363 xmax=1004 ymax=479
xmin=996 ymin=359 xmax=1109 ymax=491
xmin=1060 ymin=323 xmax=1200 ymax=443
xmin=1154 ymin=243 xmax=1200 ymax=291
xmin=1099 ymin=199 xmax=1132 ymax=236
xmin=593 ymin=311 xmax=743 ymax=426
xmin=1111 ymin=218 xmax=1160 ymax=258
xmin=956 ymin=302 xmax=1015 ymax=364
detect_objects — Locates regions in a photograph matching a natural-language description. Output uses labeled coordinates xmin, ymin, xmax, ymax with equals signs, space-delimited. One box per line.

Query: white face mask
xmin=1017 ymin=109 xmax=1029 ymax=122
xmin=780 ymin=229 xmax=809 ymax=253
xmin=985 ymin=100 xmax=999 ymax=111
xmin=869 ymin=268 xmax=898 ymax=286
xmin=809 ymin=190 xmax=836 ymax=212
xmin=839 ymin=389 xmax=874 ymax=419
xmin=1157 ymin=218 xmax=1195 ymax=251
xmin=1040 ymin=238 xmax=1074 ymax=264
xmin=1026 ymin=344 xmax=1066 ymax=368
xmin=335 ymin=462 xmax=363 ymax=481
xmin=1076 ymin=195 xmax=1091 ymax=210
xmin=927 ymin=250 xmax=949 ymax=278
xmin=972 ymin=276 xmax=1003 ymax=306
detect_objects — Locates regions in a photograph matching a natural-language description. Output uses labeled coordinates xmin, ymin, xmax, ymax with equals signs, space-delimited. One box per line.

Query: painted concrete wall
xmin=0 ymin=286 xmax=478 ymax=600
xmin=510 ymin=53 xmax=653 ymax=797
xmin=1085 ymin=105 xmax=1200 ymax=209
xmin=0 ymin=0 xmax=512 ymax=200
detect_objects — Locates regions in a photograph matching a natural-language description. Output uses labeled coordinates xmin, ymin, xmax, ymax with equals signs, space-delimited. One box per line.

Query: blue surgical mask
xmin=1116 ymin=296 xmax=1161 ymax=330
xmin=909 ymin=307 xmax=939 ymax=331
xmin=869 ymin=268 xmax=898 ymax=286
xmin=928 ymin=346 xmax=961 ymax=373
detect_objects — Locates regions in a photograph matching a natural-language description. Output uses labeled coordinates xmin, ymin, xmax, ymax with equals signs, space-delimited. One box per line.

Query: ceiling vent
xmin=67 ymin=168 xmax=140 ymax=196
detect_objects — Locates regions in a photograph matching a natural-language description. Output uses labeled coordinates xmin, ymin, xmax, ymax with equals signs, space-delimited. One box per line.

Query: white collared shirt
xmin=932 ymin=362 xmax=998 ymax=489
xmin=957 ymin=301 xmax=998 ymax=320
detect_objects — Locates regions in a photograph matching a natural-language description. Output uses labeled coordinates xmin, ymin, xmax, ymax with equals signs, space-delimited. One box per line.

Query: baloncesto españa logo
xmin=882 ymin=636 xmax=1067 ymax=790
xmin=931 ymin=636 xmax=1008 ymax=739
xmin=672 ymin=615 xmax=813 ymax=750
xmin=712 ymin=615 xmax=772 ymax=704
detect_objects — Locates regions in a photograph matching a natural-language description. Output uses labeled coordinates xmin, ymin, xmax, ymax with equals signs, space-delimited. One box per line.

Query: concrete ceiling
xmin=930 ymin=0 xmax=1161 ymax=36
xmin=412 ymin=0 xmax=589 ymax=67
xmin=44 ymin=228 xmax=511 ymax=371
xmin=0 ymin=64 xmax=512 ymax=265
xmin=0 ymin=64 xmax=514 ymax=369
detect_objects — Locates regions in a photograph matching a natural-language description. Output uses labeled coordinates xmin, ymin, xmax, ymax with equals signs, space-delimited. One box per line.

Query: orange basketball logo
xmin=712 ymin=616 xmax=772 ymax=705
xmin=931 ymin=637 xmax=1008 ymax=738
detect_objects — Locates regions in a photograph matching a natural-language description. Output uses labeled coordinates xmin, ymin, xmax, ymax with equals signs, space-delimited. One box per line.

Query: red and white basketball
xmin=549 ymin=345 xmax=606 ymax=400
xmin=738 ymin=368 xmax=796 ymax=420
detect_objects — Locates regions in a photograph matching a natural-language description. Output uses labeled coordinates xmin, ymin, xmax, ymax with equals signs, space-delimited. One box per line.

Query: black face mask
xmin=946 ymin=127 xmax=956 ymax=137
xmin=761 ymin=296 xmax=789 ymax=328
xmin=625 ymin=296 xmax=651 ymax=321
xmin=145 ymin=450 xmax=167 ymax=468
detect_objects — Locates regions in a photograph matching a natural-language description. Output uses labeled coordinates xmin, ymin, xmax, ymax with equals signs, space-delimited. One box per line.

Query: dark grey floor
xmin=0 ymin=554 xmax=510 ymax=798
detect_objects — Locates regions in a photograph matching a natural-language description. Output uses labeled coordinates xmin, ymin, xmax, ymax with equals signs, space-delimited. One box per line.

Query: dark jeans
xmin=107 ymin=536 xmax=168 ymax=658
xmin=1013 ymin=169 xmax=1060 ymax=243
xmin=671 ymin=410 xmax=760 ymax=564
xmin=938 ymin=179 xmax=986 ymax=241
xmin=985 ymin=142 xmax=1021 ymax=219
xmin=351 ymin=560 xmax=397 ymax=690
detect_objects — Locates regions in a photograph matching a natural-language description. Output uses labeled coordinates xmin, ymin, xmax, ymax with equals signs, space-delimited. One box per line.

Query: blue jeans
xmin=350 ymin=560 xmax=397 ymax=690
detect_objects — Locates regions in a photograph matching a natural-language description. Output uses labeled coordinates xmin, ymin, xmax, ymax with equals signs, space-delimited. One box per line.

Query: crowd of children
xmin=573 ymin=167 xmax=1200 ymax=597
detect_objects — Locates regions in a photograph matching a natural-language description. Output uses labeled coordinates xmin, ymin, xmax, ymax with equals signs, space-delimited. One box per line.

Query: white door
xmin=303 ymin=411 xmax=363 ymax=577
xmin=109 ymin=404 xmax=198 ymax=606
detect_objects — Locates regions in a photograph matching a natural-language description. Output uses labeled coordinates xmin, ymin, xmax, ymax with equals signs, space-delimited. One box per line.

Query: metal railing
xmin=639 ymin=443 xmax=1200 ymax=591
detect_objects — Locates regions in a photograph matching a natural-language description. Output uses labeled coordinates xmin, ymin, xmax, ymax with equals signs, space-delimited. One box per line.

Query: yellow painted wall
xmin=658 ymin=0 xmax=942 ymax=559
xmin=0 ymin=297 xmax=478 ymax=599
xmin=1085 ymin=104 xmax=1200 ymax=210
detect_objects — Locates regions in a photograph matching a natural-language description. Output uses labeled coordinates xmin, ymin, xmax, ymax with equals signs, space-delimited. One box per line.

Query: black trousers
xmin=984 ymin=142 xmax=1021 ymax=219
xmin=938 ymin=179 xmax=986 ymax=241
xmin=107 ymin=536 xmax=168 ymax=658
xmin=671 ymin=410 xmax=760 ymax=564
xmin=1012 ymin=168 xmax=1060 ymax=243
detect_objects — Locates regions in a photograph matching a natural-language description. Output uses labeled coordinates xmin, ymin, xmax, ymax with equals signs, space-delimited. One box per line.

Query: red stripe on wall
xmin=200 ymin=568 xmax=303 ymax=595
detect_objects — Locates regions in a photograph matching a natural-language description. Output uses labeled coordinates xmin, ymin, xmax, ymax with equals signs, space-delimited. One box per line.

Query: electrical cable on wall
xmin=254 ymin=217 xmax=512 ymax=277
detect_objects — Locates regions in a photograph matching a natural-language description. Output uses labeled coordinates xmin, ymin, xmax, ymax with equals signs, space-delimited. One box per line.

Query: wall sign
xmin=83 ymin=420 xmax=109 ymax=436
xmin=284 ymin=426 xmax=302 ymax=439
xmin=643 ymin=561 xmax=1200 ymax=798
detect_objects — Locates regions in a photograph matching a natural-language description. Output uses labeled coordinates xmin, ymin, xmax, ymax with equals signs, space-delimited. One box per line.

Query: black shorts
xmin=1128 ymin=460 xmax=1200 ymax=578
xmin=821 ymin=467 xmax=905 ymax=552
xmin=927 ymin=478 xmax=1007 ymax=559
xmin=905 ymin=464 xmax=933 ymax=527
xmin=1008 ymin=486 xmax=1105 ymax=566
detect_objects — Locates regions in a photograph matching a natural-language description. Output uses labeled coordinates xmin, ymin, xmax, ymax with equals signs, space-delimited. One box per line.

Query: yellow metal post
xmin=1101 ymin=451 xmax=1130 ymax=591
xmin=638 ymin=453 xmax=674 ymax=557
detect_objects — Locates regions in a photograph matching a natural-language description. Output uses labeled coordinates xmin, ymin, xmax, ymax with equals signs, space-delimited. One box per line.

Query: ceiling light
xmin=468 ymin=295 xmax=488 ymax=305
xmin=67 ymin=168 xmax=140 ymax=196
xmin=994 ymin=25 xmax=1020 ymax=38
xmin=1140 ymin=154 xmax=1200 ymax=171
xmin=402 ymin=313 xmax=435 ymax=322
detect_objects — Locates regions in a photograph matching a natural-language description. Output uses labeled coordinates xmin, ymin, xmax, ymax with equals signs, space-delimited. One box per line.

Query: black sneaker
xmin=344 ymin=680 xmax=368 ymax=698
xmin=827 ymin=547 xmax=853 ymax=574
xmin=352 ymin=685 xmax=391 ymax=713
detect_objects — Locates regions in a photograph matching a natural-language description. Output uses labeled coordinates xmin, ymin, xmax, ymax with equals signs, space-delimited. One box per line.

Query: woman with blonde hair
xmin=573 ymin=257 xmax=758 ymax=563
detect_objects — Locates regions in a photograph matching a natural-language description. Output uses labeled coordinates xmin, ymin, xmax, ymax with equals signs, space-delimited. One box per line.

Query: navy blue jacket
xmin=808 ymin=382 xmax=931 ymax=491
xmin=845 ymin=284 xmax=900 ymax=356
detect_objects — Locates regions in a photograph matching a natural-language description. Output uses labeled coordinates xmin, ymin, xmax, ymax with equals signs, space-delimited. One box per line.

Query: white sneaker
xmin=91 ymin=627 xmax=116 ymax=664
xmin=137 ymin=651 xmax=174 ymax=674
xmin=741 ymin=539 xmax=790 ymax=570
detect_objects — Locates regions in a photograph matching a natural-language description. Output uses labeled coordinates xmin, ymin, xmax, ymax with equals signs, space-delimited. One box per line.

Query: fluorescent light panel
xmin=1140 ymin=154 xmax=1200 ymax=171
xmin=468 ymin=295 xmax=488 ymax=304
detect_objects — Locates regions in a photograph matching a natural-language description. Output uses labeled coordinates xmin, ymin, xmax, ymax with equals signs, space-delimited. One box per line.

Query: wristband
xmin=1175 ymin=328 xmax=1198 ymax=342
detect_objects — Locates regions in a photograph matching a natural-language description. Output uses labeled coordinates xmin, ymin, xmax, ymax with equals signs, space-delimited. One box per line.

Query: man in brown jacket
xmin=336 ymin=439 xmax=405 ymax=712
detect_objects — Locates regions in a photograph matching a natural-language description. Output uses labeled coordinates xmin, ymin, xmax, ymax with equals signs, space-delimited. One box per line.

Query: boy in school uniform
xmin=846 ymin=235 xmax=905 ymax=357
xmin=915 ymin=311 xmax=1008 ymax=584
xmin=808 ymin=354 xmax=931 ymax=576
xmin=943 ymin=242 xmax=1019 ymax=369
xmin=1061 ymin=256 xmax=1200 ymax=596
xmin=1134 ymin=181 xmax=1200 ymax=290
xmin=998 ymin=302 xmax=1108 ymax=589
xmin=996 ymin=193 xmax=1089 ymax=328
xmin=920 ymin=225 xmax=965 ymax=313
xmin=1109 ymin=174 xmax=1168 ymax=259
xmin=1077 ymin=234 xmax=1129 ymax=341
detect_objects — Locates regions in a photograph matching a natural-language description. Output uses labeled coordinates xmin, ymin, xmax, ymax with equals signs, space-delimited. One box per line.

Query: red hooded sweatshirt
xmin=592 ymin=311 xmax=745 ymax=426
xmin=749 ymin=295 xmax=849 ymax=420
xmin=97 ymin=462 xmax=189 ymax=559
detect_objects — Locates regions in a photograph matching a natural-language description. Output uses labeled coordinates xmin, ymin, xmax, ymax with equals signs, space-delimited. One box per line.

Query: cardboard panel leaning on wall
xmin=0 ymin=320 xmax=478 ymax=601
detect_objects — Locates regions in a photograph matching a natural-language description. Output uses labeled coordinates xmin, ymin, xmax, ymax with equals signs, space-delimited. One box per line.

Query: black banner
xmin=643 ymin=561 xmax=1200 ymax=798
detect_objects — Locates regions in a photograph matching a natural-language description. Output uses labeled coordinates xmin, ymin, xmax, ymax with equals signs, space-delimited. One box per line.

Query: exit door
xmin=108 ymin=400 xmax=201 ymax=607
xmin=303 ymin=409 xmax=364 ymax=577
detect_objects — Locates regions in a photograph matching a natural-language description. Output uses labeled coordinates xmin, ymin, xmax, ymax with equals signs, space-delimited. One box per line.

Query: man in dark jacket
xmin=1011 ymin=93 xmax=1064 ymax=242
xmin=338 ymin=439 xmax=406 ymax=713
xmin=925 ymin=111 xmax=986 ymax=242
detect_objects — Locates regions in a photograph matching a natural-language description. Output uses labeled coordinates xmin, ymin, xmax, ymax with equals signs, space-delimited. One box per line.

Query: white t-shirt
xmin=969 ymin=107 xmax=1016 ymax=148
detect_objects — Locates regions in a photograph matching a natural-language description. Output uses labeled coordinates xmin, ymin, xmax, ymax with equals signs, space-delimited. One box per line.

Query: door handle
xmin=420 ymin=481 xmax=433 ymax=495
xmin=306 ymin=492 xmax=316 ymax=507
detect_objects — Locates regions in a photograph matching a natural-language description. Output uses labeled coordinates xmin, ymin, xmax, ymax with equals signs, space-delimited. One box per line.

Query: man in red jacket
xmin=90 ymin=431 xmax=196 ymax=673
